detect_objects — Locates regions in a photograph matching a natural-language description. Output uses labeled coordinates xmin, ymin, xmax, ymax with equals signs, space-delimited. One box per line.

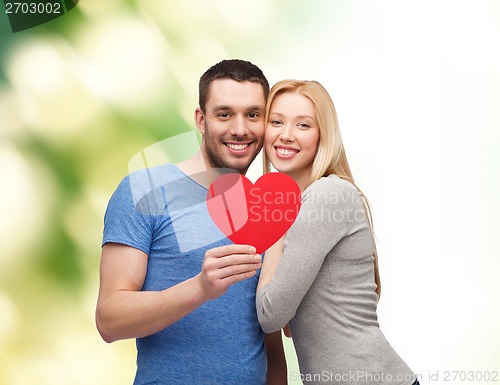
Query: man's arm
xmin=264 ymin=330 xmax=288 ymax=385
xmin=96 ymin=243 xmax=261 ymax=343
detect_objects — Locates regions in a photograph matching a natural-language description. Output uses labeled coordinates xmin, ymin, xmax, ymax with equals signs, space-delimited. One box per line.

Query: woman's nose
xmin=279 ymin=125 xmax=294 ymax=142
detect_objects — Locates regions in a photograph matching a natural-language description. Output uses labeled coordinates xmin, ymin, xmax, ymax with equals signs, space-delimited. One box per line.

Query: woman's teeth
xmin=277 ymin=148 xmax=298 ymax=156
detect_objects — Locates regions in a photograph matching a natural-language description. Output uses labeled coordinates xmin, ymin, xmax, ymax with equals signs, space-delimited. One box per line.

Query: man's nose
xmin=230 ymin=115 xmax=248 ymax=137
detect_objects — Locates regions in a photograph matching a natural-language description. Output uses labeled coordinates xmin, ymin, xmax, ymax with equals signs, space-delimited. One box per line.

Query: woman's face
xmin=265 ymin=92 xmax=320 ymax=182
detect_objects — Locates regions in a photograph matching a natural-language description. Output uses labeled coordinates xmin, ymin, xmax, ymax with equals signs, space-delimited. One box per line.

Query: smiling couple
xmin=96 ymin=59 xmax=418 ymax=385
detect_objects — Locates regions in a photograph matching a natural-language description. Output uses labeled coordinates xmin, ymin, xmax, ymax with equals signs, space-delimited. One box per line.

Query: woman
xmin=256 ymin=80 xmax=418 ymax=385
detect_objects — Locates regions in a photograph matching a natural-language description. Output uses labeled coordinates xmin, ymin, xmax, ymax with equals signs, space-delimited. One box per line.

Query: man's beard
xmin=202 ymin=123 xmax=260 ymax=175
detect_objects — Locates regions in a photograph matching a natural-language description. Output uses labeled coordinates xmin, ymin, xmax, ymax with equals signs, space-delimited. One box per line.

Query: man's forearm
xmin=264 ymin=330 xmax=288 ymax=385
xmin=97 ymin=243 xmax=261 ymax=343
xmin=96 ymin=276 xmax=205 ymax=343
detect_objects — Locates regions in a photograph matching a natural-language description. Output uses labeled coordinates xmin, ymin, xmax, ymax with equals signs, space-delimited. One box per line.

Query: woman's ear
xmin=194 ymin=107 xmax=206 ymax=135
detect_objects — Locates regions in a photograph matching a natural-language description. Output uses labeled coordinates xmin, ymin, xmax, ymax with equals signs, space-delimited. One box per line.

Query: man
xmin=96 ymin=60 xmax=287 ymax=384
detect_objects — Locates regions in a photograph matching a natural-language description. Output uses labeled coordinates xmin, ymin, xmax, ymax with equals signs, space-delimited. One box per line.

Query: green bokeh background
xmin=1 ymin=1 xmax=499 ymax=384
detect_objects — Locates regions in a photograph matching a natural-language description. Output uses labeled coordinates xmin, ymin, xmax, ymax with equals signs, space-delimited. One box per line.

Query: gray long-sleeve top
xmin=256 ymin=174 xmax=415 ymax=385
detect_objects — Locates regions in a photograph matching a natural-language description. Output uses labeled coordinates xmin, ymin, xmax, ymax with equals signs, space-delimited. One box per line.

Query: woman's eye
xmin=270 ymin=120 xmax=282 ymax=125
xmin=298 ymin=123 xmax=310 ymax=129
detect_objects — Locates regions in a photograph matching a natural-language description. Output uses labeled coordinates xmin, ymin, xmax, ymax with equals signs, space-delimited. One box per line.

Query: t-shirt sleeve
xmin=102 ymin=175 xmax=155 ymax=255
xmin=256 ymin=177 xmax=354 ymax=332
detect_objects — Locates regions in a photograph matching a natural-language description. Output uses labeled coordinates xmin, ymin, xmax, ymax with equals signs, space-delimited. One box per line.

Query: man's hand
xmin=196 ymin=244 xmax=262 ymax=301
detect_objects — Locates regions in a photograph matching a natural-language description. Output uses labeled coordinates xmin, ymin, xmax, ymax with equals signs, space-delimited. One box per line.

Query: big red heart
xmin=206 ymin=173 xmax=301 ymax=254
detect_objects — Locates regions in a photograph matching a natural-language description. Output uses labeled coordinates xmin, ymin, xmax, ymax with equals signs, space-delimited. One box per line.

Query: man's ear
xmin=194 ymin=107 xmax=206 ymax=135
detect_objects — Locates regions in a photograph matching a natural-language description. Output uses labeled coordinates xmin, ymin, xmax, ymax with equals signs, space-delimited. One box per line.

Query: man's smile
xmin=225 ymin=142 xmax=252 ymax=154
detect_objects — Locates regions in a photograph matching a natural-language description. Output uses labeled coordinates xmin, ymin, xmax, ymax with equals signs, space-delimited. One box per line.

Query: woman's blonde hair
xmin=263 ymin=80 xmax=381 ymax=298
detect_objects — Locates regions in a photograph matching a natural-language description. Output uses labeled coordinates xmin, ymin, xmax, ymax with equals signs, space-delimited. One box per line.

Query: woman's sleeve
xmin=256 ymin=178 xmax=351 ymax=332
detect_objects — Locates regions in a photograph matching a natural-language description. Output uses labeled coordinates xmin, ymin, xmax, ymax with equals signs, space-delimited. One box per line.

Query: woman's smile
xmin=274 ymin=145 xmax=300 ymax=159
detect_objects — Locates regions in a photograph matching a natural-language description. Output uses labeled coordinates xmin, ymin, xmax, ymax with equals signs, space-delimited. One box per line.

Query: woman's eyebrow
xmin=270 ymin=112 xmax=315 ymax=121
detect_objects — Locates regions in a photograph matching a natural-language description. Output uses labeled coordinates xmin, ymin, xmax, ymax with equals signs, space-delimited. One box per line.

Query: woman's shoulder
xmin=305 ymin=174 xmax=358 ymax=195
xmin=302 ymin=174 xmax=361 ymax=210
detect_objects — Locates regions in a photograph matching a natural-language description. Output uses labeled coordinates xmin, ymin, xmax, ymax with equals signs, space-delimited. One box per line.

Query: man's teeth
xmin=277 ymin=148 xmax=297 ymax=156
xmin=227 ymin=143 xmax=249 ymax=151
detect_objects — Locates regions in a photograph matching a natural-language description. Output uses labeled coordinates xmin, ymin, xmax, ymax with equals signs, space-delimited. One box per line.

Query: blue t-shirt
xmin=102 ymin=164 xmax=266 ymax=385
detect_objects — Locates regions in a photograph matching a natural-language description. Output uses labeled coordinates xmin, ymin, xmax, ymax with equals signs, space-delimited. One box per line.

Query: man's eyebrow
xmin=212 ymin=105 xmax=232 ymax=111
xmin=211 ymin=104 xmax=264 ymax=112
xmin=246 ymin=105 xmax=265 ymax=112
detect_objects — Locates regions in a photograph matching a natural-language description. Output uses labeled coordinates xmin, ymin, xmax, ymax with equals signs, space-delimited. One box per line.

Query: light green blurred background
xmin=1 ymin=1 xmax=499 ymax=384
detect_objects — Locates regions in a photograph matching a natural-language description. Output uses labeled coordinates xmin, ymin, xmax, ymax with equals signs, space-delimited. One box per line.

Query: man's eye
xmin=218 ymin=113 xmax=230 ymax=118
xmin=248 ymin=112 xmax=259 ymax=118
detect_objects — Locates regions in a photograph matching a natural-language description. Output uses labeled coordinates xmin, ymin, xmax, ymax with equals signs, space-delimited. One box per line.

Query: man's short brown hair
xmin=199 ymin=59 xmax=269 ymax=113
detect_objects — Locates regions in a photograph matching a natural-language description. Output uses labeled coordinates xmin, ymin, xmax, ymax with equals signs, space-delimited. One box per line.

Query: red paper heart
xmin=206 ymin=173 xmax=301 ymax=254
